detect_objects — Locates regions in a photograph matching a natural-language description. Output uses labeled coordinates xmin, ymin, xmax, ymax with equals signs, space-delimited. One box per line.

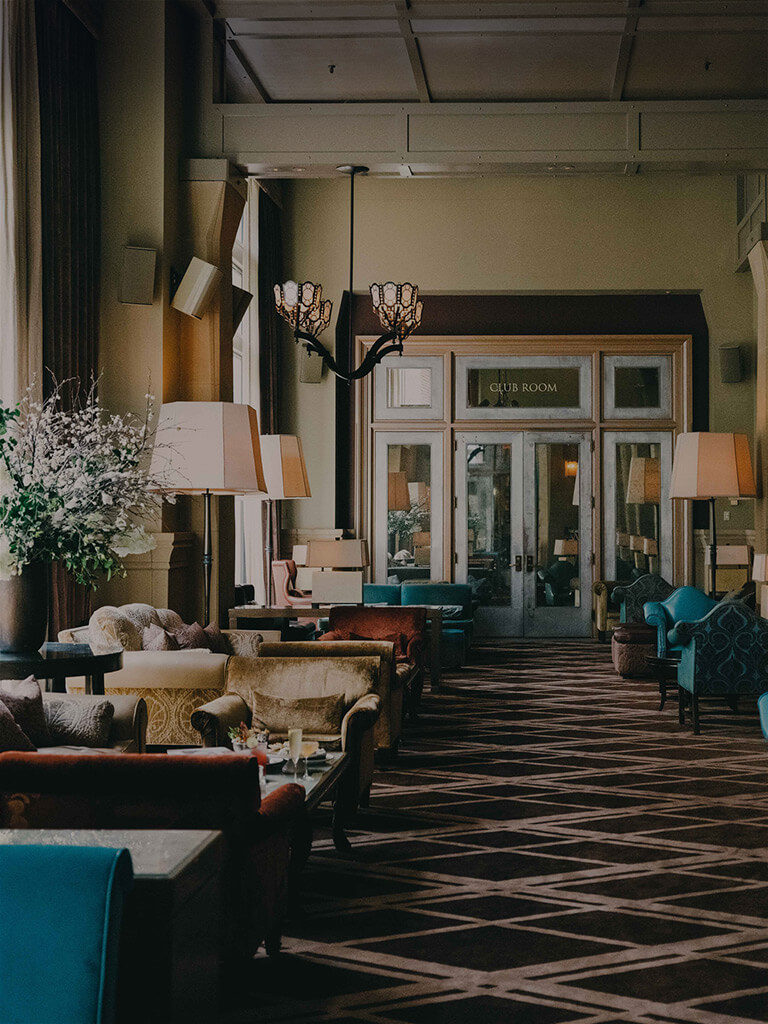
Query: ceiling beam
xmin=213 ymin=1 xmax=768 ymax=18
xmin=394 ymin=1 xmax=431 ymax=102
xmin=610 ymin=0 xmax=640 ymax=102
xmin=227 ymin=38 xmax=271 ymax=102
xmin=212 ymin=99 xmax=768 ymax=175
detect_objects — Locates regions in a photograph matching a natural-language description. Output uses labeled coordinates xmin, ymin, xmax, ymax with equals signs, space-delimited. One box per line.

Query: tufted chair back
xmin=88 ymin=604 xmax=184 ymax=652
xmin=612 ymin=574 xmax=673 ymax=624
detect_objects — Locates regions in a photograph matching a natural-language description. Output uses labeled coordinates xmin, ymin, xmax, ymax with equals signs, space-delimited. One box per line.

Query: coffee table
xmin=267 ymin=751 xmax=351 ymax=852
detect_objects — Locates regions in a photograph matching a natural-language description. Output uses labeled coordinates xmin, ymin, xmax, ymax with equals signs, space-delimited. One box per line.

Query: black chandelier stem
xmin=293 ymin=326 xmax=402 ymax=382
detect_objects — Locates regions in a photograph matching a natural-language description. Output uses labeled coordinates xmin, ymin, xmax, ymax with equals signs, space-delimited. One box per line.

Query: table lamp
xmin=627 ymin=455 xmax=661 ymax=548
xmin=150 ymin=402 xmax=267 ymax=623
xmin=306 ymin=540 xmax=369 ymax=604
xmin=670 ymin=432 xmax=756 ymax=597
xmin=260 ymin=435 xmax=312 ymax=605
xmin=553 ymin=539 xmax=578 ymax=559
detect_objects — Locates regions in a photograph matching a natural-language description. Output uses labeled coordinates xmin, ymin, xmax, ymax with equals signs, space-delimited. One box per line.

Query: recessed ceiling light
xmin=292 ymin=166 xmax=306 ymax=172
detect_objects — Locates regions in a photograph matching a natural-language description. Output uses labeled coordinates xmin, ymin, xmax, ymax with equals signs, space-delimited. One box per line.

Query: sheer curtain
xmin=0 ymin=0 xmax=42 ymax=406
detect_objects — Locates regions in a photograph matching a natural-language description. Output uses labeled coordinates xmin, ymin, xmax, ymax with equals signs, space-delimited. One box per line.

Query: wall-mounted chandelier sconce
xmin=274 ymin=165 xmax=424 ymax=382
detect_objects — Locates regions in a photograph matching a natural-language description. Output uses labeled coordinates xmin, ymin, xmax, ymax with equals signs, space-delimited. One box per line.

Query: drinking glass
xmin=288 ymin=727 xmax=303 ymax=779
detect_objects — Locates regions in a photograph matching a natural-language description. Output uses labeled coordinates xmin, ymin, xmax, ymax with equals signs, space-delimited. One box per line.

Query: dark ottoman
xmin=612 ymin=623 xmax=656 ymax=679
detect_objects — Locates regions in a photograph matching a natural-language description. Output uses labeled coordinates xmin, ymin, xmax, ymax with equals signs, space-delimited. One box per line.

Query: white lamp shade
xmin=752 ymin=554 xmax=768 ymax=582
xmin=306 ymin=539 xmax=369 ymax=568
xmin=553 ymin=539 xmax=578 ymax=556
xmin=705 ymin=544 xmax=751 ymax=566
xmin=150 ymin=402 xmax=267 ymax=495
xmin=292 ymin=544 xmax=309 ymax=566
xmin=670 ymin=433 xmax=756 ymax=499
xmin=626 ymin=456 xmax=660 ymax=504
xmin=261 ymin=435 xmax=311 ymax=499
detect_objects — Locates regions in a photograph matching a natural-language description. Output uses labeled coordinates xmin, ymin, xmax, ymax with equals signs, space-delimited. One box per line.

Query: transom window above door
xmin=455 ymin=355 xmax=592 ymax=420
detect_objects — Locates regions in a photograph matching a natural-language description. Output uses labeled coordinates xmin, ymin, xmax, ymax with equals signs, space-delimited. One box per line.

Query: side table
xmin=0 ymin=643 xmax=123 ymax=694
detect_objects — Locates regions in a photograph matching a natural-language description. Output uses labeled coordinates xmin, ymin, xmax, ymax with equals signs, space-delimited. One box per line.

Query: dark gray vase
xmin=0 ymin=562 xmax=50 ymax=653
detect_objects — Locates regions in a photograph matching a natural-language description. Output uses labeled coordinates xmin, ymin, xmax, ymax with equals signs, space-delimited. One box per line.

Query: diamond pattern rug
xmin=239 ymin=640 xmax=768 ymax=1024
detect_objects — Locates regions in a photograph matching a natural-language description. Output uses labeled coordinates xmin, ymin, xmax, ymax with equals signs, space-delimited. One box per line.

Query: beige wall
xmin=282 ymin=174 xmax=756 ymax=535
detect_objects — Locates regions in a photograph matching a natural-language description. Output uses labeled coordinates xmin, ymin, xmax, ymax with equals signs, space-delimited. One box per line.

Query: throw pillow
xmin=249 ymin=691 xmax=346 ymax=735
xmin=203 ymin=622 xmax=228 ymax=654
xmin=45 ymin=698 xmax=115 ymax=748
xmin=142 ymin=624 xmax=180 ymax=652
xmin=0 ymin=676 xmax=47 ymax=746
xmin=173 ymin=621 xmax=212 ymax=651
xmin=350 ymin=631 xmax=410 ymax=662
xmin=0 ymin=698 xmax=36 ymax=752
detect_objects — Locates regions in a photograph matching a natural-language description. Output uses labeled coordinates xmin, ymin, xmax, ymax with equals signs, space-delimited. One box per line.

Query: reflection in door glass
xmin=534 ymin=444 xmax=580 ymax=608
xmin=387 ymin=444 xmax=432 ymax=582
xmin=466 ymin=444 xmax=511 ymax=606
xmin=615 ymin=442 xmax=661 ymax=582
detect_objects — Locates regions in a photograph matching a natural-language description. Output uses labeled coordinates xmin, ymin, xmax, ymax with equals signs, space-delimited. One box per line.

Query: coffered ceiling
xmin=215 ymin=1 xmax=768 ymax=105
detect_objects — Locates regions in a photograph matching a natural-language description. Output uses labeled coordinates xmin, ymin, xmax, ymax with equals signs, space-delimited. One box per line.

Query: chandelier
xmin=274 ymin=165 xmax=423 ymax=382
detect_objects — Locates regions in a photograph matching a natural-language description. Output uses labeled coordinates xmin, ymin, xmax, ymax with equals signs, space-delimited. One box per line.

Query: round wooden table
xmin=0 ymin=642 xmax=123 ymax=694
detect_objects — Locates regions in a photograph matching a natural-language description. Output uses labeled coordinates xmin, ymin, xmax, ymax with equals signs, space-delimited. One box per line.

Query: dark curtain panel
xmin=36 ymin=0 xmax=100 ymax=635
xmin=258 ymin=189 xmax=283 ymax=567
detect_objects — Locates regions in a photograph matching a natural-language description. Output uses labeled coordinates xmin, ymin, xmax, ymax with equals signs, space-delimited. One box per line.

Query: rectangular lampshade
xmin=629 ymin=535 xmax=645 ymax=552
xmin=752 ymin=554 xmax=768 ymax=582
xmin=306 ymin=539 xmax=370 ymax=568
xmin=616 ymin=531 xmax=630 ymax=547
xmin=261 ymin=435 xmax=311 ymax=499
xmin=388 ymin=472 xmax=411 ymax=511
xmin=643 ymin=538 xmax=658 ymax=556
xmin=149 ymin=402 xmax=267 ymax=494
xmin=311 ymin=570 xmax=363 ymax=604
xmin=408 ymin=481 xmax=429 ymax=506
xmin=626 ymin=456 xmax=660 ymax=504
xmin=292 ymin=544 xmax=309 ymax=566
xmin=705 ymin=544 xmax=751 ymax=566
xmin=670 ymin=433 xmax=756 ymax=499
xmin=553 ymin=539 xmax=578 ymax=556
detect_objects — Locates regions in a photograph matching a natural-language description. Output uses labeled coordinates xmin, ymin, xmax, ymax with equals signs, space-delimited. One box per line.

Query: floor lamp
xmin=670 ymin=432 xmax=756 ymax=598
xmin=626 ymin=455 xmax=661 ymax=557
xmin=260 ymin=435 xmax=311 ymax=606
xmin=150 ymin=402 xmax=268 ymax=623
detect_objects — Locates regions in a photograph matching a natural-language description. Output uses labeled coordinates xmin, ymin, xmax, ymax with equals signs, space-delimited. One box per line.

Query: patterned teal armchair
xmin=612 ymin=573 xmax=673 ymax=624
xmin=670 ymin=602 xmax=768 ymax=734
xmin=644 ymin=586 xmax=719 ymax=658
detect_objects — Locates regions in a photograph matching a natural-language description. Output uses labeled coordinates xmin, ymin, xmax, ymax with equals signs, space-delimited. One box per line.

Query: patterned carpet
xmin=245 ymin=640 xmax=768 ymax=1024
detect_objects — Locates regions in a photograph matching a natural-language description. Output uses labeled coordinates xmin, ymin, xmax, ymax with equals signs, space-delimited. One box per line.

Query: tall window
xmin=232 ymin=190 xmax=261 ymax=591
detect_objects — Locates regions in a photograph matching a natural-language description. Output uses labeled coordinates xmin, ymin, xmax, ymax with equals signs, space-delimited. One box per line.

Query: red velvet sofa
xmin=320 ymin=605 xmax=426 ymax=717
xmin=0 ymin=752 xmax=308 ymax=964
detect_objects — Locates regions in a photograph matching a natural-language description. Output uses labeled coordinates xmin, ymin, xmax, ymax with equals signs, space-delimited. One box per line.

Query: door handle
xmin=514 ymin=555 xmax=523 ymax=572
xmin=526 ymin=555 xmax=534 ymax=573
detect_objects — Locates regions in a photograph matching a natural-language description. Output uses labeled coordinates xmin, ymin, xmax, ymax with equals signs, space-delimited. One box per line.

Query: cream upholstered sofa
xmin=191 ymin=656 xmax=381 ymax=813
xmin=59 ymin=604 xmax=271 ymax=747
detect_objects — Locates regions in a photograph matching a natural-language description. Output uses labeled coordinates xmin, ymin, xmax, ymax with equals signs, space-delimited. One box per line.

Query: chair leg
xmin=726 ymin=695 xmax=738 ymax=713
xmin=678 ymin=686 xmax=686 ymax=726
xmin=692 ymin=694 xmax=700 ymax=735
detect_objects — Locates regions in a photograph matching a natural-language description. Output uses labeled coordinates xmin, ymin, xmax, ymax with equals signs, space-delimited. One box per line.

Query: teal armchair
xmin=0 ymin=844 xmax=133 ymax=1024
xmin=363 ymin=584 xmax=402 ymax=605
xmin=401 ymin=583 xmax=475 ymax=668
xmin=671 ymin=602 xmax=768 ymax=733
xmin=644 ymin=586 xmax=719 ymax=658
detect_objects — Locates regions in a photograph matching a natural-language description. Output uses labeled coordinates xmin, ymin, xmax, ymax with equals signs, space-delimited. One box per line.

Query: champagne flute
xmin=288 ymin=727 xmax=303 ymax=780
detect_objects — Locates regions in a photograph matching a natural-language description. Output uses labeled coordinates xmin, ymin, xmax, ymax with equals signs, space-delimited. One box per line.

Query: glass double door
xmin=455 ymin=431 xmax=593 ymax=637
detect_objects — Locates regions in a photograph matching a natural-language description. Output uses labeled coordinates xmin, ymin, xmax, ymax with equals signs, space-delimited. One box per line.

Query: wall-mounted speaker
xmin=232 ymin=285 xmax=253 ymax=333
xmin=720 ymin=345 xmax=744 ymax=384
xmin=119 ymin=246 xmax=156 ymax=305
xmin=171 ymin=257 xmax=222 ymax=319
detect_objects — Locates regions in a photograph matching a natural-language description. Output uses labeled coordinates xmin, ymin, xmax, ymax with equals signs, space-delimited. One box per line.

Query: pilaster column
xmin=749 ymin=239 xmax=768 ymax=613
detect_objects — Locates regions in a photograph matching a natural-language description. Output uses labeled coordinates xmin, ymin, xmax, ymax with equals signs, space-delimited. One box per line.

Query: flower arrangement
xmin=228 ymin=721 xmax=268 ymax=751
xmin=0 ymin=382 xmax=165 ymax=586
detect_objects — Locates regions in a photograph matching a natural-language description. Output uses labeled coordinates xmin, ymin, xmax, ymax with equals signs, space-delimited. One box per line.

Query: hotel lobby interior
xmin=2 ymin=1 xmax=768 ymax=1021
